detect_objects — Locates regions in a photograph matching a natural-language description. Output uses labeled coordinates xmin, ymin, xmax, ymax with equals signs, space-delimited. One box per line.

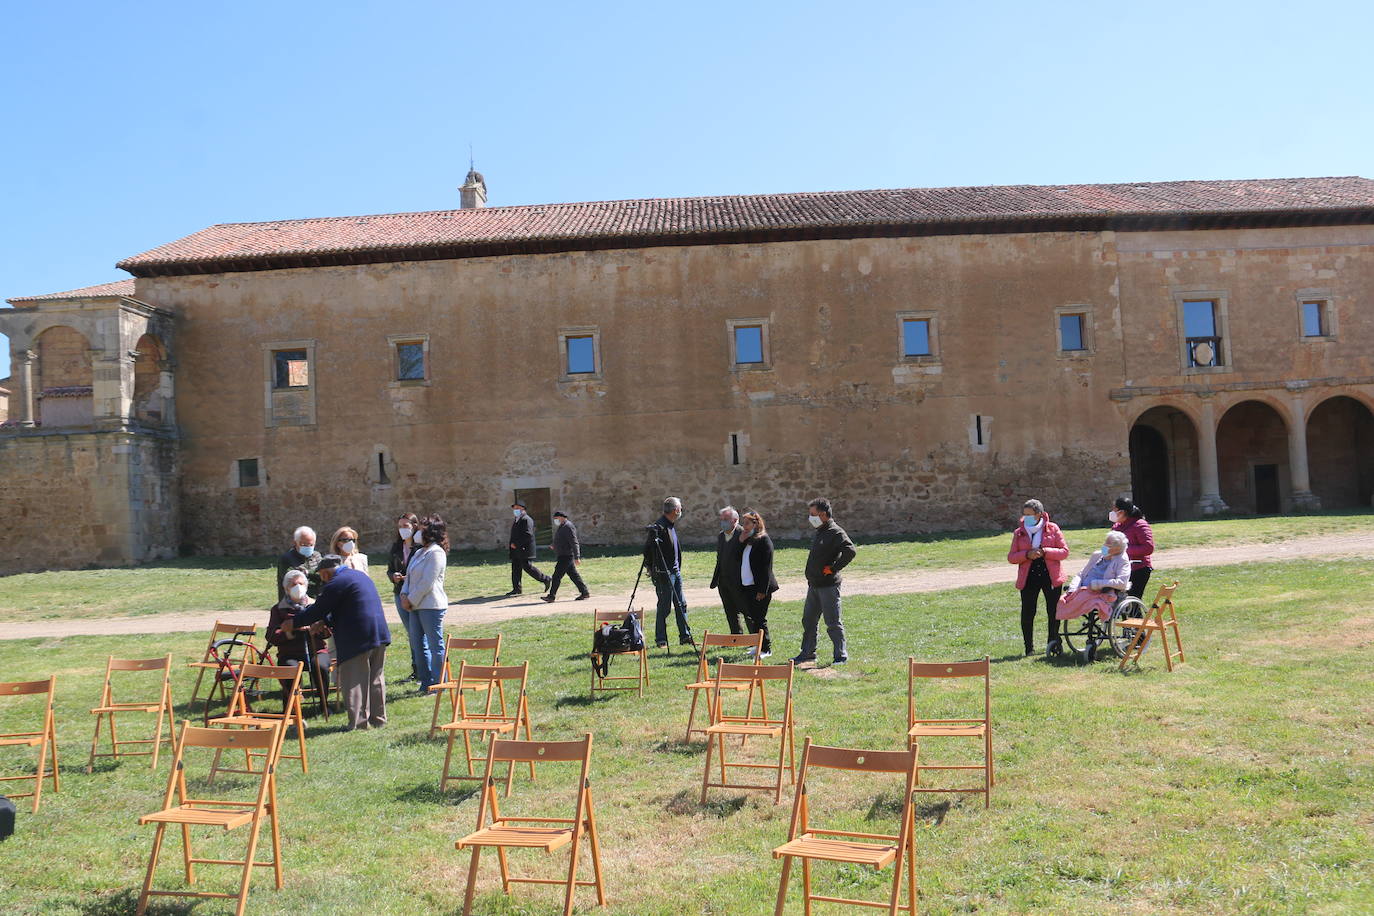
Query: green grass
xmin=2 ymin=510 xmax=1372 ymax=625
xmin=2 ymin=559 xmax=1372 ymax=914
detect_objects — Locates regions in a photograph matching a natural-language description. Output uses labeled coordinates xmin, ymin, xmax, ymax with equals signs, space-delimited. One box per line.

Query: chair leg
xmin=562 ymin=824 xmax=583 ymax=916
xmin=49 ymin=720 xmax=61 ymax=794
xmin=461 ymin=847 xmax=482 ymax=916
xmin=641 ymin=649 xmax=650 ymax=689
xmin=137 ymin=823 xmax=168 ymax=916
xmin=774 ymin=854 xmax=794 ymax=916
xmin=700 ymin=732 xmax=715 ymax=804
xmin=236 ymin=818 xmax=264 ymax=916
xmin=429 ymin=688 xmax=444 ymax=739
xmin=150 ymin=696 xmax=168 ymax=769
xmin=584 ymin=790 xmax=608 ymax=906
xmin=774 ymin=733 xmax=788 ymax=805
xmin=801 ymin=856 xmax=814 ymax=916
xmin=180 ymin=822 xmax=195 ymax=883
xmin=685 ymin=689 xmax=700 ymax=742
xmin=31 ymin=733 xmax=47 ymax=814
xmin=440 ymin=733 xmax=457 ymax=790
xmin=906 ymin=823 xmax=918 ymax=914
xmin=189 ymin=664 xmax=207 ymax=705
xmin=496 ymin=845 xmax=512 ymax=893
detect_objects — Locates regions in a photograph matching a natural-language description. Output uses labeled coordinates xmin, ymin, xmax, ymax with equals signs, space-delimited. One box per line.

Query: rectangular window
xmin=273 ymin=349 xmax=309 ymax=389
xmin=237 ymin=458 xmax=260 ymax=488
xmin=1301 ymin=300 xmax=1326 ymax=337
xmin=396 ymin=341 xmax=426 ymax=380
xmin=1182 ymin=299 xmax=1224 ymax=367
xmin=901 ymin=318 xmax=931 ymax=357
xmin=1059 ymin=314 xmax=1085 ymax=351
xmin=566 ymin=335 xmax=596 ymax=374
xmin=734 ymin=325 xmax=764 ymax=364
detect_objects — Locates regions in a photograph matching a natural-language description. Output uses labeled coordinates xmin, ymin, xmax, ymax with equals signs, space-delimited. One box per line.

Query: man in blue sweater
xmin=285 ymin=555 xmax=391 ymax=730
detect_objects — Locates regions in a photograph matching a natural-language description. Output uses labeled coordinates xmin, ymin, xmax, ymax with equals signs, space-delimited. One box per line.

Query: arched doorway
xmin=35 ymin=325 xmax=94 ymax=427
xmin=1128 ymin=406 xmax=1199 ymax=520
xmin=1307 ymin=396 xmax=1374 ymax=509
xmin=1216 ymin=400 xmax=1289 ymax=514
xmin=132 ymin=333 xmax=167 ymax=424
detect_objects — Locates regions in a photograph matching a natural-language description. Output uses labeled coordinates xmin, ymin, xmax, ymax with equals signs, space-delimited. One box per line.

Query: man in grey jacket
xmin=793 ymin=497 xmax=858 ymax=666
xmin=542 ymin=510 xmax=590 ymax=602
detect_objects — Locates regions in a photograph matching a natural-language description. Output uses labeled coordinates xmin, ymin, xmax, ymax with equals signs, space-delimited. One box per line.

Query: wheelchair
xmin=1047 ymin=590 xmax=1147 ymax=664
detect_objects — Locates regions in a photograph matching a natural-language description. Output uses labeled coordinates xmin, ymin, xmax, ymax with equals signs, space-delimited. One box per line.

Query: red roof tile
xmin=8 ymin=278 xmax=137 ymax=304
xmin=103 ymin=176 xmax=1374 ymax=277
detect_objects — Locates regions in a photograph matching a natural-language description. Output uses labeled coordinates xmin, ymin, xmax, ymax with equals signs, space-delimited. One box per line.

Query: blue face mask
xmin=298 ymin=545 xmax=315 ymax=558
xmin=1022 ymin=516 xmax=1038 ymax=530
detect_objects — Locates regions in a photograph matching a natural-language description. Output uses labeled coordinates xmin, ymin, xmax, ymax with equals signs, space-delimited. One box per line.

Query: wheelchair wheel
xmin=1107 ymin=596 xmax=1147 ymax=658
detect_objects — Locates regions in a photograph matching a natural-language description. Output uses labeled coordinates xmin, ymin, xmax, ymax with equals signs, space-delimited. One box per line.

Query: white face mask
xmin=1109 ymin=510 xmax=1121 ymax=524
xmin=413 ymin=530 xmax=425 ymax=545
xmin=398 ymin=526 xmax=413 ymax=539
xmin=808 ymin=515 xmax=823 ymax=529
xmin=340 ymin=540 xmax=356 ymax=554
xmin=553 ymin=518 xmax=564 ymax=527
xmin=288 ymin=583 xmax=307 ymax=601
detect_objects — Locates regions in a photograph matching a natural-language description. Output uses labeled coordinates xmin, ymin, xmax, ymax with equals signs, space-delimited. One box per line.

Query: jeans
xmin=799 ymin=583 xmax=846 ymax=661
xmin=413 ymin=607 xmax=446 ymax=690
xmin=653 ymin=569 xmax=691 ymax=645
xmin=549 ymin=556 xmax=589 ymax=598
xmin=395 ymin=594 xmax=421 ymax=680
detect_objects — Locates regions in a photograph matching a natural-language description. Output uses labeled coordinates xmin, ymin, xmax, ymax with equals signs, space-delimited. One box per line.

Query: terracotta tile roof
xmin=114 ymin=176 xmax=1374 ymax=277
xmin=7 ymin=278 xmax=137 ymax=304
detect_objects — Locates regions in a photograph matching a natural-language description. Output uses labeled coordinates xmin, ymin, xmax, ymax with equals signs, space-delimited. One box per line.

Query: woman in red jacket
xmin=1111 ymin=497 xmax=1155 ymax=599
xmin=1007 ymin=498 xmax=1070 ymax=656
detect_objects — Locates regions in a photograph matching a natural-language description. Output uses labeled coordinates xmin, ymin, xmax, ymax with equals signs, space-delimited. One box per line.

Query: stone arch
xmin=1216 ymin=400 xmax=1290 ymax=514
xmin=132 ymin=333 xmax=167 ymax=424
xmin=1306 ymin=395 xmax=1374 ymax=509
xmin=1128 ymin=404 xmax=1199 ymax=520
xmin=35 ymin=325 xmax=94 ymax=427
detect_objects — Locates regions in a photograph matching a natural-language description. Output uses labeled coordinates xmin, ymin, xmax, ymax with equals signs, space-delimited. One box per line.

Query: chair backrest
xmin=592 ymin=608 xmax=637 ymax=628
xmin=101 ymin=655 xmax=173 ymax=705
xmin=198 ymin=621 xmax=257 ymax=659
xmin=713 ymin=661 xmax=793 ymax=721
xmin=694 ymin=631 xmax=764 ymax=680
xmin=161 ymin=720 xmax=283 ymax=811
xmin=474 ymin=733 xmax=594 ymax=829
xmin=908 ymin=656 xmax=990 ymax=726
xmin=454 ymin=661 xmax=529 ymax=721
xmin=1151 ymin=582 xmax=1180 ymax=615
xmin=788 ymin=738 xmax=918 ymax=842
xmin=441 ymin=635 xmax=502 ymax=682
xmin=1 ymin=677 xmax=56 ymax=699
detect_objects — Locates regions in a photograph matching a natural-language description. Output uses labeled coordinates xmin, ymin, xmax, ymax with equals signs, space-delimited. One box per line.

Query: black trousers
xmin=717 ymin=581 xmax=748 ymax=635
xmin=548 ymin=555 xmax=588 ymax=598
xmin=1128 ymin=566 xmax=1153 ymax=600
xmin=278 ymin=653 xmax=329 ymax=714
xmin=742 ymin=589 xmax=773 ymax=653
xmin=1019 ymin=559 xmax=1062 ymax=652
xmin=510 ymin=552 xmax=550 ymax=591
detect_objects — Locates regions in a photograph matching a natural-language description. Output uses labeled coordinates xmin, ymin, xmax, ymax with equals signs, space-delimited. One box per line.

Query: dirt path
xmin=4 ymin=532 xmax=1369 ymax=642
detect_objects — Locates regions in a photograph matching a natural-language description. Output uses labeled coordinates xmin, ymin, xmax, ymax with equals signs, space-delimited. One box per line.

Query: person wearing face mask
xmin=737 ymin=509 xmax=778 ymax=658
xmin=275 ymin=525 xmax=323 ymax=602
xmin=1007 ymin=498 xmax=1070 ymax=656
xmin=505 ymin=501 xmax=551 ymax=597
xmin=543 ymin=511 xmax=591 ymax=602
xmin=1056 ymin=531 xmax=1131 ymax=624
xmin=330 ymin=526 xmax=369 ymax=573
xmin=266 ymin=569 xmax=332 ymax=710
xmin=400 ymin=515 xmax=450 ymax=693
xmin=794 ymin=497 xmax=857 ymax=666
xmin=1110 ymin=497 xmax=1155 ymax=599
xmin=387 ymin=512 xmax=422 ymax=682
xmin=708 ymin=506 xmax=747 ymax=634
xmin=644 ymin=496 xmax=694 ymax=648
xmin=284 ymin=555 xmax=391 ymax=731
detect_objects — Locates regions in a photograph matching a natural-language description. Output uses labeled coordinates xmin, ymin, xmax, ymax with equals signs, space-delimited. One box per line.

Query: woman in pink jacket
xmin=1007 ymin=498 xmax=1070 ymax=656
xmin=1111 ymin=497 xmax=1155 ymax=599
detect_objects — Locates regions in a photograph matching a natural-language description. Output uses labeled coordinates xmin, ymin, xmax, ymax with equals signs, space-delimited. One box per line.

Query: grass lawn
xmin=2 ymin=510 xmax=1372 ymax=625
xmin=1 ymin=559 xmax=1372 ymax=914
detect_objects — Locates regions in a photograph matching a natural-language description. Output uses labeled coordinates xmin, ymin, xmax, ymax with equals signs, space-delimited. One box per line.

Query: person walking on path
xmin=505 ymin=500 xmax=551 ymax=597
xmin=709 ymin=506 xmax=747 ymax=634
xmin=1111 ymin=497 xmax=1155 ymax=599
xmin=738 ymin=509 xmax=777 ymax=658
xmin=794 ymin=497 xmax=857 ymax=666
xmin=285 ymin=555 xmax=391 ymax=731
xmin=645 ymin=496 xmax=694 ymax=648
xmin=1008 ymin=498 xmax=1070 ymax=656
xmin=275 ymin=525 xmax=323 ymax=602
xmin=543 ymin=511 xmax=590 ymax=602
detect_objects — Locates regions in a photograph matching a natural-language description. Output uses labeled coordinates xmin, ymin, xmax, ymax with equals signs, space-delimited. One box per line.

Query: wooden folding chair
xmin=88 ymin=655 xmax=175 ymax=772
xmin=187 ymin=621 xmax=259 ymax=707
xmin=135 ymin=721 xmax=284 ymax=916
xmin=907 ymin=656 xmax=993 ymax=809
xmin=589 ymin=608 xmax=650 ymax=698
xmin=428 ymin=635 xmax=503 ymax=739
xmin=208 ymin=662 xmax=308 ymax=780
xmin=773 ymin=739 xmax=920 ymax=916
xmin=456 ymin=733 xmax=606 ymax=916
xmin=1119 ymin=582 xmax=1185 ymax=671
xmin=0 ymin=677 xmax=60 ymax=813
xmin=683 ymin=631 xmax=765 ymax=741
xmin=701 ymin=661 xmax=797 ymax=805
xmin=440 ymin=662 xmax=536 ymax=796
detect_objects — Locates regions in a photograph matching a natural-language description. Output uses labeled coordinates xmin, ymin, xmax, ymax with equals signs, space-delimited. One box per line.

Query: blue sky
xmin=4 ymin=0 xmax=1372 ymax=379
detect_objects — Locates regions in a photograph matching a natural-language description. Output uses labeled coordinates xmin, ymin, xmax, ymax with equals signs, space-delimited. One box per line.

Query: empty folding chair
xmin=456 ymin=733 xmax=606 ymax=916
xmin=135 ymin=721 xmax=285 ymax=916
xmin=772 ymin=739 xmax=920 ymax=916
xmin=907 ymin=656 xmax=993 ymax=808
xmin=428 ymin=635 xmax=503 ymax=739
xmin=187 ymin=621 xmax=259 ymax=707
xmin=0 ymin=676 xmax=60 ymax=813
xmin=1118 ymin=582 xmax=1186 ymax=671
xmin=589 ymin=608 xmax=649 ymax=698
xmin=440 ymin=662 xmax=536 ymax=796
xmin=208 ymin=662 xmax=309 ymax=779
xmin=701 ymin=661 xmax=797 ymax=805
xmin=683 ymin=631 xmax=765 ymax=742
xmin=88 ymin=655 xmax=176 ymax=772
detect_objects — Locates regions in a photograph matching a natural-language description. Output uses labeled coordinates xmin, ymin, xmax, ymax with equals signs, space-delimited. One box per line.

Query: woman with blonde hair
xmin=330 ymin=525 xmax=369 ymax=573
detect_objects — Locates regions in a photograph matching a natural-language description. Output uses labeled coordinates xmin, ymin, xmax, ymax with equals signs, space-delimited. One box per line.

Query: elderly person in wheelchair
xmin=1051 ymin=530 xmax=1136 ymax=660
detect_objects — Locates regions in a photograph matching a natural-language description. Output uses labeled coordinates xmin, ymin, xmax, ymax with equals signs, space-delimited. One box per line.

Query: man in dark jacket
xmin=709 ymin=506 xmax=746 ymax=634
xmin=285 ymin=556 xmax=391 ymax=730
xmin=793 ymin=497 xmax=858 ymax=666
xmin=275 ymin=525 xmax=323 ymax=601
xmin=506 ymin=500 xmax=551 ymax=597
xmin=644 ymin=496 xmax=693 ymax=648
xmin=543 ymin=510 xmax=590 ymax=602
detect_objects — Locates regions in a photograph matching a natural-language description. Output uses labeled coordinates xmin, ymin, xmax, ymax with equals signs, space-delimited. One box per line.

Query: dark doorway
xmin=515 ymin=487 xmax=553 ymax=547
xmin=1129 ymin=425 xmax=1172 ymax=520
xmin=1254 ymin=464 xmax=1280 ymax=514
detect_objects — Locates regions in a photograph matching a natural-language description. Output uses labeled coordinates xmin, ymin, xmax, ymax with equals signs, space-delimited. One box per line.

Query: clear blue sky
xmin=4 ymin=0 xmax=1372 ymax=379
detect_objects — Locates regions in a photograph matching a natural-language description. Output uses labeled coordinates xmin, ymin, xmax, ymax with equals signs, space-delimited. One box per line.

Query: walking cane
xmin=303 ymin=626 xmax=331 ymax=722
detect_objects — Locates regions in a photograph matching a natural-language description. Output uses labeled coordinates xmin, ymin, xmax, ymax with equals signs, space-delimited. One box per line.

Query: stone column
xmin=1287 ymin=389 xmax=1321 ymax=511
xmin=16 ymin=349 xmax=37 ymax=427
xmin=1195 ymin=397 xmax=1228 ymax=514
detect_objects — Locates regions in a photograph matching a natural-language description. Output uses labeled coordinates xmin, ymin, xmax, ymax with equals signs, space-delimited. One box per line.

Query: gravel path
xmin=4 ymin=532 xmax=1369 ymax=642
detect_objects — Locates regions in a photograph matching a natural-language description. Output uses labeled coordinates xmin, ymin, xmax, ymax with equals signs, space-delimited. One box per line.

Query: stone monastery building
xmin=2 ymin=173 xmax=1373 ymax=574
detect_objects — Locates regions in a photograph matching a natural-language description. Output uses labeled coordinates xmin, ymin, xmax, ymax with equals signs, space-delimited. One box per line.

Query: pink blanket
xmin=1056 ymin=587 xmax=1118 ymax=621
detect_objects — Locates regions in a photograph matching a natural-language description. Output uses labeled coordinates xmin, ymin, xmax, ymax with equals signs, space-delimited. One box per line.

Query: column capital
xmin=19 ymin=348 xmax=37 ymax=364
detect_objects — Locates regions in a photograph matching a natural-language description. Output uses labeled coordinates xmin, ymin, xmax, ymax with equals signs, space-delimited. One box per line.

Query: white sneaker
xmin=759 ymin=650 xmax=772 ymax=658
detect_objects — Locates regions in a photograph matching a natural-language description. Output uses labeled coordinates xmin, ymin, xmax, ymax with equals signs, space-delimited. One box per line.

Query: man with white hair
xmin=275 ymin=525 xmax=324 ymax=602
xmin=644 ymin=496 xmax=694 ymax=648
xmin=708 ymin=506 xmax=746 ymax=634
